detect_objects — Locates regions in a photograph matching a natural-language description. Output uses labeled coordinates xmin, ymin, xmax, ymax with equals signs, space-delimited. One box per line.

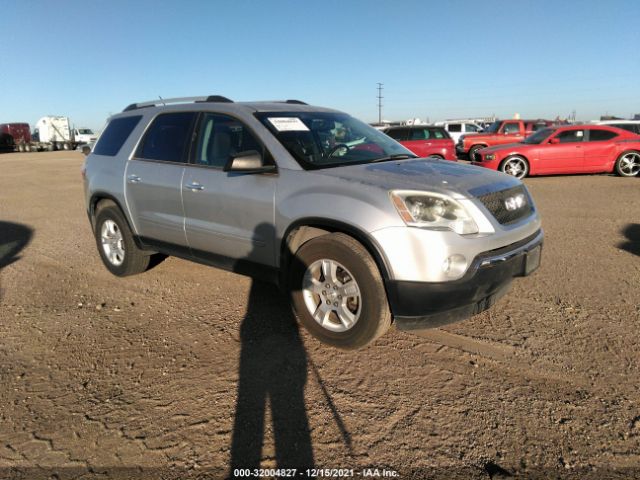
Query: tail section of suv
xmin=381 ymin=125 xmax=456 ymax=160
xmin=83 ymin=96 xmax=543 ymax=349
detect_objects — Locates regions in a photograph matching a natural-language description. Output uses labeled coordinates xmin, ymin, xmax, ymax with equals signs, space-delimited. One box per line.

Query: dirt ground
xmin=0 ymin=151 xmax=639 ymax=479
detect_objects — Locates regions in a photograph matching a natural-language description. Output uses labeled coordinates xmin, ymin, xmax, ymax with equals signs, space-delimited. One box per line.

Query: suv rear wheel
xmin=289 ymin=233 xmax=391 ymax=349
xmin=94 ymin=201 xmax=150 ymax=276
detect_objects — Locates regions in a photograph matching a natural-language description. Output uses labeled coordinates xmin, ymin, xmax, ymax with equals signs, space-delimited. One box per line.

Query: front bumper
xmin=387 ymin=229 xmax=543 ymax=330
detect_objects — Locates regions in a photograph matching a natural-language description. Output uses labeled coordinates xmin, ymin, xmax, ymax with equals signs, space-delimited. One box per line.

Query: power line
xmin=377 ymin=83 xmax=383 ymax=124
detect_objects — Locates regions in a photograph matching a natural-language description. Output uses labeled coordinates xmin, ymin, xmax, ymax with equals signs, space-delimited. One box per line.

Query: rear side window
xmin=588 ymin=129 xmax=617 ymax=141
xmin=409 ymin=129 xmax=428 ymax=140
xmin=93 ymin=116 xmax=142 ymax=156
xmin=448 ymin=123 xmax=462 ymax=132
xmin=429 ymin=128 xmax=448 ymax=139
xmin=465 ymin=124 xmax=479 ymax=132
xmin=136 ymin=112 xmax=197 ymax=162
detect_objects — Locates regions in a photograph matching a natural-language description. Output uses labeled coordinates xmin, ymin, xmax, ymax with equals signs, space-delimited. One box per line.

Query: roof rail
xmin=122 ymin=95 xmax=234 ymax=112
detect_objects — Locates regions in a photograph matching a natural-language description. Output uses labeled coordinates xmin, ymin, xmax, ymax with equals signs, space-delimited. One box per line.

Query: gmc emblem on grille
xmin=504 ymin=193 xmax=526 ymax=211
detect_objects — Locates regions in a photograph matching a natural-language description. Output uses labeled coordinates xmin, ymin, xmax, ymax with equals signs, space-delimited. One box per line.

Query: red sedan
xmin=472 ymin=125 xmax=640 ymax=178
xmin=382 ymin=125 xmax=457 ymax=160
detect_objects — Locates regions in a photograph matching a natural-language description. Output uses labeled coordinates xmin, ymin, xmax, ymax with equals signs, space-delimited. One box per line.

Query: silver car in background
xmin=83 ymin=96 xmax=543 ymax=349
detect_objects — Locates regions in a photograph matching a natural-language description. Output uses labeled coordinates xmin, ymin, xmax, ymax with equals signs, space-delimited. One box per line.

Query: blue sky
xmin=2 ymin=0 xmax=639 ymax=130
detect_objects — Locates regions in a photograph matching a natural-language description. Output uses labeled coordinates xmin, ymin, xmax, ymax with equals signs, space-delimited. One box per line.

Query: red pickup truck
xmin=457 ymin=119 xmax=554 ymax=161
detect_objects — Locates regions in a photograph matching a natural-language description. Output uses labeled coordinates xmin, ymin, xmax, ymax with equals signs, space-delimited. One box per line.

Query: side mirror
xmin=223 ymin=150 xmax=276 ymax=173
xmin=549 ymin=137 xmax=560 ymax=144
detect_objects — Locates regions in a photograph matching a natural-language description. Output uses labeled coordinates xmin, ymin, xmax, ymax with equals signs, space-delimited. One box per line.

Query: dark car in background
xmin=382 ymin=125 xmax=456 ymax=160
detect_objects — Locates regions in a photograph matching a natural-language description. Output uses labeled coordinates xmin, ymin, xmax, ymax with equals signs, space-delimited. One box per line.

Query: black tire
xmin=94 ymin=201 xmax=150 ymax=277
xmin=468 ymin=145 xmax=485 ymax=162
xmin=289 ymin=233 xmax=391 ymax=349
xmin=614 ymin=150 xmax=640 ymax=177
xmin=499 ymin=155 xmax=530 ymax=179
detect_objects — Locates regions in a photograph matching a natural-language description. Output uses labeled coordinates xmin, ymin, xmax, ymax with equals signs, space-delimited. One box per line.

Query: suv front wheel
xmin=289 ymin=233 xmax=391 ymax=349
xmin=94 ymin=201 xmax=150 ymax=276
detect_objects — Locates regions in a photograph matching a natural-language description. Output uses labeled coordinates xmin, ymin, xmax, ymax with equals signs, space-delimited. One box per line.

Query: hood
xmin=311 ymin=158 xmax=521 ymax=198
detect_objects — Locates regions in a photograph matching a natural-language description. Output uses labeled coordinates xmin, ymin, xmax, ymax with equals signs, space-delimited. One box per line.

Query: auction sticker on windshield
xmin=268 ymin=117 xmax=309 ymax=131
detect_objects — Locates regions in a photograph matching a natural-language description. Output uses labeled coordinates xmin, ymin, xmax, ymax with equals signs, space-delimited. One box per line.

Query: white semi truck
xmin=8 ymin=116 xmax=97 ymax=152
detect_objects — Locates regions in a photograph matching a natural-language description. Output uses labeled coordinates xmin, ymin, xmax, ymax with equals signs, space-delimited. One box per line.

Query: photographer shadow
xmin=0 ymin=221 xmax=33 ymax=300
xmin=229 ymin=223 xmax=314 ymax=472
xmin=619 ymin=224 xmax=640 ymax=257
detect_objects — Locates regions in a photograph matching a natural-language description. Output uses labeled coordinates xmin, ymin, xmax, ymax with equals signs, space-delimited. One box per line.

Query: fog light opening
xmin=442 ymin=254 xmax=468 ymax=278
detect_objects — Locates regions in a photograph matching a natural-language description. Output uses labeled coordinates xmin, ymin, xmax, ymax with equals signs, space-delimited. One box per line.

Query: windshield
xmin=523 ymin=128 xmax=554 ymax=144
xmin=77 ymin=129 xmax=93 ymax=134
xmin=256 ymin=111 xmax=415 ymax=169
xmin=485 ymin=121 xmax=501 ymax=133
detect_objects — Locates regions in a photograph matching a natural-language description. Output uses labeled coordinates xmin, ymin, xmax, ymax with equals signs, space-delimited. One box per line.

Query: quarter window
xmin=588 ymin=129 xmax=617 ymax=141
xmin=93 ymin=115 xmax=142 ymax=156
xmin=136 ymin=112 xmax=197 ymax=163
xmin=194 ymin=113 xmax=264 ymax=168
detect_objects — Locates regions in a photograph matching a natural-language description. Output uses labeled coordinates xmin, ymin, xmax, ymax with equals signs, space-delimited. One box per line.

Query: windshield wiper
xmin=370 ymin=154 xmax=417 ymax=163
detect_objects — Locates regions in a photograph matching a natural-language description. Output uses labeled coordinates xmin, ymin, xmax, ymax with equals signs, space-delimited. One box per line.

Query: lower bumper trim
xmin=394 ymin=283 xmax=511 ymax=331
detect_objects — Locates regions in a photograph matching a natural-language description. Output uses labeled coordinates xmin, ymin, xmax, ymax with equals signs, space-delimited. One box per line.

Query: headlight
xmin=484 ymin=153 xmax=495 ymax=161
xmin=390 ymin=191 xmax=479 ymax=235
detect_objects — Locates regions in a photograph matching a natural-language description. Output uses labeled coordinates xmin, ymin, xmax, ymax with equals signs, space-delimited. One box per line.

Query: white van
xmin=435 ymin=121 xmax=483 ymax=144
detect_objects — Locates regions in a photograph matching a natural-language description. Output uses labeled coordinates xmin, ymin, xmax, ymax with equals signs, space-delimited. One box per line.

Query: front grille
xmin=475 ymin=185 xmax=533 ymax=225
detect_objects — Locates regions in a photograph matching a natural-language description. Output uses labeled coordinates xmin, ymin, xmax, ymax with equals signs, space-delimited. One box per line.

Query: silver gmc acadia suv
xmin=83 ymin=96 xmax=543 ymax=349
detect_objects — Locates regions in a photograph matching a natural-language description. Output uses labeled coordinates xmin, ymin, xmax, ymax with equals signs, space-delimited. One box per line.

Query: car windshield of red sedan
xmin=523 ymin=128 xmax=554 ymax=144
xmin=256 ymin=112 xmax=416 ymax=170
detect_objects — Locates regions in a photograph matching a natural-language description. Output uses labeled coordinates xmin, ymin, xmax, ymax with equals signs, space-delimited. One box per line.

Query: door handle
xmin=184 ymin=182 xmax=204 ymax=192
xmin=127 ymin=174 xmax=141 ymax=183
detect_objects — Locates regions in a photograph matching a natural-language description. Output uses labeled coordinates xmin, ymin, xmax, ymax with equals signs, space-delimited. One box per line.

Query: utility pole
xmin=377 ymin=83 xmax=383 ymax=124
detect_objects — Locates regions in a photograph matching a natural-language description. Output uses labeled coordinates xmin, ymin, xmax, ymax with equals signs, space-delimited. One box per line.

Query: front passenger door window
xmin=502 ymin=122 xmax=520 ymax=134
xmin=554 ymin=130 xmax=584 ymax=143
xmin=194 ymin=113 xmax=265 ymax=168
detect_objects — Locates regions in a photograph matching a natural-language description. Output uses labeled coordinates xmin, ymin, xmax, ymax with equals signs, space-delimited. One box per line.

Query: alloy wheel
xmin=301 ymin=259 xmax=361 ymax=333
